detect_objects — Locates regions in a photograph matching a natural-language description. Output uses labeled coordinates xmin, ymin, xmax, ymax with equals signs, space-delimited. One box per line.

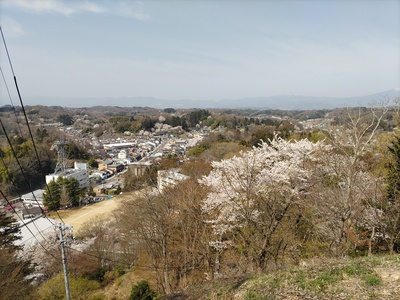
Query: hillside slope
xmin=156 ymin=255 xmax=400 ymax=300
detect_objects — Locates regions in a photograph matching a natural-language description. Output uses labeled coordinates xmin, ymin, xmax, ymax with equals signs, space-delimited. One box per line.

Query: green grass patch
xmin=244 ymin=289 xmax=268 ymax=300
xmin=362 ymin=273 xmax=382 ymax=286
xmin=285 ymin=259 xmax=382 ymax=296
xmin=268 ymin=277 xmax=282 ymax=289
xmin=179 ymin=255 xmax=398 ymax=299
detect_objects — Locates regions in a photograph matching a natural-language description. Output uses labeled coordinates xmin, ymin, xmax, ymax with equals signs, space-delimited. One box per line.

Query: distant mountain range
xmin=26 ymin=88 xmax=400 ymax=110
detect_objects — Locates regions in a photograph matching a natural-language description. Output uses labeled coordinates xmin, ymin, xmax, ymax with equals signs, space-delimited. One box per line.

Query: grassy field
xmin=47 ymin=192 xmax=139 ymax=233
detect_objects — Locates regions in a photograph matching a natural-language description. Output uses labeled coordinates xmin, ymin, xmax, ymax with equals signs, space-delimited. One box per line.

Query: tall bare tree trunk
xmin=163 ymin=236 xmax=171 ymax=294
xmin=368 ymin=226 xmax=375 ymax=256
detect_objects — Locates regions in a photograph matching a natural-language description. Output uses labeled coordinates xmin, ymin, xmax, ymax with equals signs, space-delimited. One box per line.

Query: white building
xmin=74 ymin=161 xmax=88 ymax=170
xmin=46 ymin=162 xmax=89 ymax=188
xmin=21 ymin=189 xmax=45 ymax=207
xmin=103 ymin=142 xmax=136 ymax=150
xmin=118 ymin=149 xmax=128 ymax=159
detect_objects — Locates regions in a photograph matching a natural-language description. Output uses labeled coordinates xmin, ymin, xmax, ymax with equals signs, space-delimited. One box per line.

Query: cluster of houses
xmin=99 ymin=137 xmax=188 ymax=162
xmin=89 ymin=136 xmax=191 ymax=180
xmin=1 ymin=114 xmax=213 ymax=249
xmin=1 ymin=128 xmax=205 ymax=223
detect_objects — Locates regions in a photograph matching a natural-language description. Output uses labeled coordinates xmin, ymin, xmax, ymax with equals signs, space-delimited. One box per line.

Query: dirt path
xmin=50 ymin=192 xmax=138 ymax=233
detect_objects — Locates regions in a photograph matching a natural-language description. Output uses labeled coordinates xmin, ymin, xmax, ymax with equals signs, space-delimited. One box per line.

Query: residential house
xmin=98 ymin=159 xmax=113 ymax=171
xmin=107 ymin=162 xmax=124 ymax=173
xmin=118 ymin=149 xmax=128 ymax=159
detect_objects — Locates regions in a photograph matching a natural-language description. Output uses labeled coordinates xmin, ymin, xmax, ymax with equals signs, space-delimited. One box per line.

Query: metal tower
xmin=52 ymin=135 xmax=67 ymax=174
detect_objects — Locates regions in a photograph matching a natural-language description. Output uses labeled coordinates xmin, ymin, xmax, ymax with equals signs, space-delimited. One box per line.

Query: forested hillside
xmin=2 ymin=104 xmax=400 ymax=299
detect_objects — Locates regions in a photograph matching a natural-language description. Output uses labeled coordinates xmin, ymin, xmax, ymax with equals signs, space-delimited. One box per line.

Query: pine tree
xmin=43 ymin=177 xmax=82 ymax=210
xmin=66 ymin=177 xmax=81 ymax=207
xmin=43 ymin=179 xmax=61 ymax=210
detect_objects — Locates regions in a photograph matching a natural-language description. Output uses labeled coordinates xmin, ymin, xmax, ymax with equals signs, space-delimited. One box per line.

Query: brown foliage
xmin=115 ymin=178 xmax=213 ymax=294
xmin=0 ymin=249 xmax=36 ymax=300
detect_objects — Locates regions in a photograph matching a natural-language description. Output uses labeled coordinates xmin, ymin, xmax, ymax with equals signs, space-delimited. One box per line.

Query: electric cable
xmin=0 ymin=26 xmax=15 ymax=75
xmin=64 ymin=245 xmax=133 ymax=268
xmin=0 ymin=25 xmax=66 ymax=223
xmin=1 ymin=24 xmax=187 ymax=279
xmin=0 ymin=153 xmax=49 ymax=242
xmin=0 ymin=151 xmax=56 ymax=248
xmin=0 ymin=189 xmax=58 ymax=259
xmin=64 ymin=244 xmax=187 ymax=271
xmin=20 ymin=201 xmax=49 ymax=241
xmin=0 ymin=65 xmax=23 ymax=137
xmin=0 ymin=117 xmax=48 ymax=216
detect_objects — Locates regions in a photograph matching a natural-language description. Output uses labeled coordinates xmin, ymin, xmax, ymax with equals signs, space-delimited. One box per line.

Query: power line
xmin=0 ymin=117 xmax=48 ymax=216
xmin=0 ymin=154 xmax=36 ymax=205
xmin=0 ymin=26 xmax=15 ymax=76
xmin=0 ymin=66 xmax=23 ymax=137
xmin=0 ymin=115 xmax=66 ymax=225
xmin=64 ymin=245 xmax=133 ymax=268
xmin=0 ymin=154 xmax=55 ymax=243
xmin=0 ymin=24 xmax=165 ymax=288
xmin=0 ymin=114 xmax=68 ymax=226
xmin=20 ymin=202 xmax=49 ymax=241
xmin=0 ymin=25 xmax=65 ymax=224
xmin=0 ymin=189 xmax=58 ymax=259
xmin=1 ymin=26 xmax=75 ymax=300
xmin=64 ymin=244 xmax=188 ymax=271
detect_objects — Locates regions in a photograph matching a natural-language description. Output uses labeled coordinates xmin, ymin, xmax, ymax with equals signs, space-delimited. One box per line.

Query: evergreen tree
xmin=43 ymin=177 xmax=81 ymax=210
xmin=65 ymin=142 xmax=89 ymax=160
xmin=129 ymin=280 xmax=156 ymax=300
xmin=43 ymin=179 xmax=61 ymax=210
xmin=57 ymin=114 xmax=74 ymax=125
xmin=88 ymin=185 xmax=96 ymax=197
xmin=66 ymin=177 xmax=81 ymax=207
xmin=87 ymin=157 xmax=98 ymax=168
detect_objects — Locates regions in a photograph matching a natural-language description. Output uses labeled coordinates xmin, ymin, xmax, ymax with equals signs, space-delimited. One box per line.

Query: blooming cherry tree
xmin=200 ymin=136 xmax=327 ymax=271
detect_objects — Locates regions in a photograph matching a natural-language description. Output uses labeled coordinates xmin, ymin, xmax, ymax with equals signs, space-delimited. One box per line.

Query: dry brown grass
xmin=47 ymin=192 xmax=140 ymax=233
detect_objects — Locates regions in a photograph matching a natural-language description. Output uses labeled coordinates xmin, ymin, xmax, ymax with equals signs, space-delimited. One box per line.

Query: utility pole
xmin=59 ymin=223 xmax=71 ymax=300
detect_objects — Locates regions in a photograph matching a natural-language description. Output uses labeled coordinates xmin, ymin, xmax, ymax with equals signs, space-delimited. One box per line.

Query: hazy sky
xmin=0 ymin=0 xmax=399 ymax=106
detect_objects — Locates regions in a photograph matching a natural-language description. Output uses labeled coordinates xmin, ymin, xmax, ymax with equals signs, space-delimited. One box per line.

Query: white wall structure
xmin=46 ymin=162 xmax=89 ymax=188
xmin=118 ymin=149 xmax=127 ymax=159
xmin=74 ymin=161 xmax=88 ymax=170
xmin=21 ymin=189 xmax=45 ymax=207
xmin=103 ymin=142 xmax=135 ymax=150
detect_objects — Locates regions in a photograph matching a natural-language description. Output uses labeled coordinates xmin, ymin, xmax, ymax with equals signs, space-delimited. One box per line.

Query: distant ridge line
xmin=18 ymin=88 xmax=400 ymax=110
